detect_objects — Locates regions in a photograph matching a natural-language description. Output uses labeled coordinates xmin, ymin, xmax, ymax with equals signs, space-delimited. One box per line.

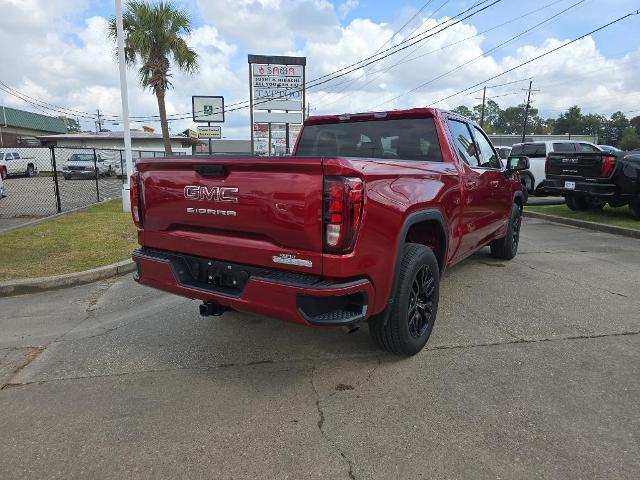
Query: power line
xmin=425 ymin=9 xmax=640 ymax=108
xmin=373 ymin=0 xmax=586 ymax=109
xmin=313 ymin=0 xmax=452 ymax=107
xmin=1 ymin=0 xmax=502 ymax=122
xmin=315 ymin=0 xmax=565 ymax=110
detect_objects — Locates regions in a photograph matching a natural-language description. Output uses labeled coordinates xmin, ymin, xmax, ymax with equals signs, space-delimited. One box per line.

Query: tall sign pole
xmin=480 ymin=86 xmax=487 ymax=128
xmin=115 ymin=0 xmax=134 ymax=212
xmin=248 ymin=55 xmax=306 ymax=156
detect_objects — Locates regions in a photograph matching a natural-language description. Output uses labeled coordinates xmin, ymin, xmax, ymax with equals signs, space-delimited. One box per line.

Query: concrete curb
xmin=0 ymin=259 xmax=136 ymax=297
xmin=524 ymin=210 xmax=640 ymax=239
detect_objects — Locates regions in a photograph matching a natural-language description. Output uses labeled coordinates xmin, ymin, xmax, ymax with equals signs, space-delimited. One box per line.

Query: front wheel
xmin=25 ymin=164 xmax=34 ymax=177
xmin=490 ymin=203 xmax=522 ymax=260
xmin=369 ymin=243 xmax=439 ymax=356
xmin=1 ymin=167 xmax=6 ymax=180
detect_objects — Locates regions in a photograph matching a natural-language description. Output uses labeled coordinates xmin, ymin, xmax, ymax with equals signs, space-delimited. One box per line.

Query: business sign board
xmin=248 ymin=54 xmax=306 ymax=156
xmin=254 ymin=111 xmax=303 ymax=124
xmin=192 ymin=95 xmax=225 ymax=123
xmin=197 ymin=126 xmax=222 ymax=139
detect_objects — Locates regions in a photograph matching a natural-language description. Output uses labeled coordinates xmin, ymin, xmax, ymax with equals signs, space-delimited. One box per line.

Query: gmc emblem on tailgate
xmin=184 ymin=185 xmax=239 ymax=202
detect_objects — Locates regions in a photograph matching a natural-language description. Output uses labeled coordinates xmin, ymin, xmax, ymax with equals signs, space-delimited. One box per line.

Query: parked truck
xmin=544 ymin=150 xmax=640 ymax=218
xmin=130 ymin=108 xmax=528 ymax=355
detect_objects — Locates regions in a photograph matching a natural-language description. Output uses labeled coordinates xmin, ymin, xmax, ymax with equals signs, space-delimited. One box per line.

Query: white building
xmin=39 ymin=131 xmax=200 ymax=155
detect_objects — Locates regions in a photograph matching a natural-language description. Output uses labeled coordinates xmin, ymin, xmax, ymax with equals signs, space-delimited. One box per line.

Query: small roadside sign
xmin=192 ymin=96 xmax=225 ymax=123
xmin=186 ymin=129 xmax=199 ymax=140
xmin=197 ymin=126 xmax=222 ymax=139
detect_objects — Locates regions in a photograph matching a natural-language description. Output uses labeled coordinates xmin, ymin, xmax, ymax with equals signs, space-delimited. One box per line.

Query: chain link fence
xmin=0 ymin=146 xmax=183 ymax=229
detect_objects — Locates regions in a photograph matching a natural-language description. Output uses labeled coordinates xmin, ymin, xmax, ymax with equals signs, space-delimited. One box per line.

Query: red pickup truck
xmin=131 ymin=108 xmax=528 ymax=355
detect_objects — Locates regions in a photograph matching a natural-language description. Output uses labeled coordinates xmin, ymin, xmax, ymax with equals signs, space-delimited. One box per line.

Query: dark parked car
xmin=544 ymin=150 xmax=640 ymax=218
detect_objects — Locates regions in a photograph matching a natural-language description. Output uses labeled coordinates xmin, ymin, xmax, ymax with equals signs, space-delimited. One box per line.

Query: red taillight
xmin=601 ymin=155 xmax=616 ymax=177
xmin=323 ymin=176 xmax=363 ymax=253
xmin=130 ymin=170 xmax=142 ymax=228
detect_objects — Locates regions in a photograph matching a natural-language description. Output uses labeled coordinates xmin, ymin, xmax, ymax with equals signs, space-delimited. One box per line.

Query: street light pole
xmin=115 ymin=0 xmax=134 ymax=212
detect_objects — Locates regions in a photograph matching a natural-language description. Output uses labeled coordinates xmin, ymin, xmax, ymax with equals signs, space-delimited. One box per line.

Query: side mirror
xmin=506 ymin=155 xmax=530 ymax=171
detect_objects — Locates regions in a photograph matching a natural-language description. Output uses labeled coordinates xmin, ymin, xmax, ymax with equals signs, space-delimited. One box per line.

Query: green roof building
xmin=0 ymin=105 xmax=67 ymax=147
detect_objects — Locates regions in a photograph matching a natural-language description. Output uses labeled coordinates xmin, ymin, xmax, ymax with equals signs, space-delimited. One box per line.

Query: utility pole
xmin=480 ymin=86 xmax=487 ymax=128
xmin=521 ymin=80 xmax=538 ymax=142
xmin=95 ymin=109 xmax=103 ymax=133
xmin=115 ymin=0 xmax=134 ymax=213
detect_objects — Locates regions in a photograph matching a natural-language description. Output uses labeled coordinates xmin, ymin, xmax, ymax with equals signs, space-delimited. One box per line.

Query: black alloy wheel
xmin=407 ymin=265 xmax=436 ymax=339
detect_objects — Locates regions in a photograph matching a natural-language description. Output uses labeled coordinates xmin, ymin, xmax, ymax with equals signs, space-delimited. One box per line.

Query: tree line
xmin=452 ymin=102 xmax=640 ymax=150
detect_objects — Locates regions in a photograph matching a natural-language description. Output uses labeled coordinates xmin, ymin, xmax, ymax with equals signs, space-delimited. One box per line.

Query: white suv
xmin=510 ymin=140 xmax=602 ymax=195
xmin=0 ymin=151 xmax=37 ymax=178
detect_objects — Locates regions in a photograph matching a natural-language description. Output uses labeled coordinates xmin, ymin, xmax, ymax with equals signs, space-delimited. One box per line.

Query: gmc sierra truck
xmin=544 ymin=150 xmax=640 ymax=218
xmin=131 ymin=108 xmax=528 ymax=355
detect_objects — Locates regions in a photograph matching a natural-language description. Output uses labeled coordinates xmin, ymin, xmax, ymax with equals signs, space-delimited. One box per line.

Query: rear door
xmin=137 ymin=156 xmax=325 ymax=275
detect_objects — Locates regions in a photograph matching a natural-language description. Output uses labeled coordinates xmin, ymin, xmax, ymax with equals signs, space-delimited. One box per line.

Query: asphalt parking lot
xmin=0 ymin=176 xmax=123 ymax=230
xmin=1 ymin=217 xmax=638 ymax=479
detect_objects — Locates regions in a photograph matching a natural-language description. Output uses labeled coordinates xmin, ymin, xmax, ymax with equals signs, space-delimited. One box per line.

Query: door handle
xmin=465 ymin=180 xmax=477 ymax=188
xmin=490 ymin=180 xmax=500 ymax=188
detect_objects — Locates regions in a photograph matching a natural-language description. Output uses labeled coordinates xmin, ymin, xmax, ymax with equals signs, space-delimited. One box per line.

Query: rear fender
xmin=382 ymin=209 xmax=447 ymax=325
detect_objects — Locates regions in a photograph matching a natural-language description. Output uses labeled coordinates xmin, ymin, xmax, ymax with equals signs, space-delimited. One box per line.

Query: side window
xmin=552 ymin=143 xmax=576 ymax=153
xmin=579 ymin=143 xmax=599 ymax=152
xmin=13 ymin=153 xmax=20 ymax=160
xmin=472 ymin=127 xmax=501 ymax=169
xmin=447 ymin=119 xmax=479 ymax=167
xmin=6 ymin=153 xmax=13 ymax=161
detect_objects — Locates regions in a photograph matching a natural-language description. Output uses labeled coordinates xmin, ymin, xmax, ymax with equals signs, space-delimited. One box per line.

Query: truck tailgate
xmin=136 ymin=157 xmax=324 ymax=275
xmin=546 ymin=152 xmax=611 ymax=179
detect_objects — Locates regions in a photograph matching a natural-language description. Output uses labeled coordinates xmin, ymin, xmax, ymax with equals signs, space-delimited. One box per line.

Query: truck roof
xmin=305 ymin=107 xmax=443 ymax=126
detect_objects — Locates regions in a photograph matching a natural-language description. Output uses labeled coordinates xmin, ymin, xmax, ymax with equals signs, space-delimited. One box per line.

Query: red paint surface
xmin=133 ymin=108 xmax=523 ymax=325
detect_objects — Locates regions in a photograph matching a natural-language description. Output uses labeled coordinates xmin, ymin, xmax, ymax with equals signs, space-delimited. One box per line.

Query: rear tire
xmin=369 ymin=243 xmax=439 ymax=356
xmin=566 ymin=194 xmax=590 ymax=211
xmin=490 ymin=203 xmax=522 ymax=260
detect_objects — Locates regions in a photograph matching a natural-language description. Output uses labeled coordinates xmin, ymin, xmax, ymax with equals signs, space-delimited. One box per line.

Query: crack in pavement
xmin=448 ymin=298 xmax=523 ymax=342
xmin=1 ymin=346 xmax=46 ymax=389
xmin=513 ymin=261 xmax=637 ymax=302
xmin=310 ymin=362 xmax=357 ymax=480
xmin=2 ymin=330 xmax=638 ymax=390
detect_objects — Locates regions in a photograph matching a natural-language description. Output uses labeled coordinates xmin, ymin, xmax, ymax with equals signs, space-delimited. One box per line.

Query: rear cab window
xmin=511 ymin=143 xmax=547 ymax=158
xmin=552 ymin=143 xmax=577 ymax=153
xmin=295 ymin=118 xmax=443 ymax=162
xmin=578 ymin=143 xmax=600 ymax=152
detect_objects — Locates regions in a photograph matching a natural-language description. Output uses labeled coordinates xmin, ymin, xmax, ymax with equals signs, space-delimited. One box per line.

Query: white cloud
xmin=338 ymin=0 xmax=358 ymax=20
xmin=196 ymin=0 xmax=341 ymax=50
xmin=0 ymin=1 xmax=638 ymax=142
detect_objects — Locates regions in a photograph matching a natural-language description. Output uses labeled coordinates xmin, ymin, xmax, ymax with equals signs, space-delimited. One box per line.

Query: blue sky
xmin=1 ymin=0 xmax=638 ymax=137
xmin=79 ymin=0 xmax=639 ymax=59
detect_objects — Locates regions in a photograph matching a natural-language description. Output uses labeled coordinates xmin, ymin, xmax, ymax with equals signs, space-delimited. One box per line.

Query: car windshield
xmin=295 ymin=118 xmax=443 ymax=162
xmin=69 ymin=154 xmax=95 ymax=162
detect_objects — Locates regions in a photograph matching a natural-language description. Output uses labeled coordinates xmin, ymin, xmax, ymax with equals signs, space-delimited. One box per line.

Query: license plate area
xmin=564 ymin=181 xmax=576 ymax=190
xmin=173 ymin=256 xmax=252 ymax=296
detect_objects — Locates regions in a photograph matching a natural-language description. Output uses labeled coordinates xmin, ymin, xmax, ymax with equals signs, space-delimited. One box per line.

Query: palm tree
xmin=108 ymin=1 xmax=198 ymax=154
